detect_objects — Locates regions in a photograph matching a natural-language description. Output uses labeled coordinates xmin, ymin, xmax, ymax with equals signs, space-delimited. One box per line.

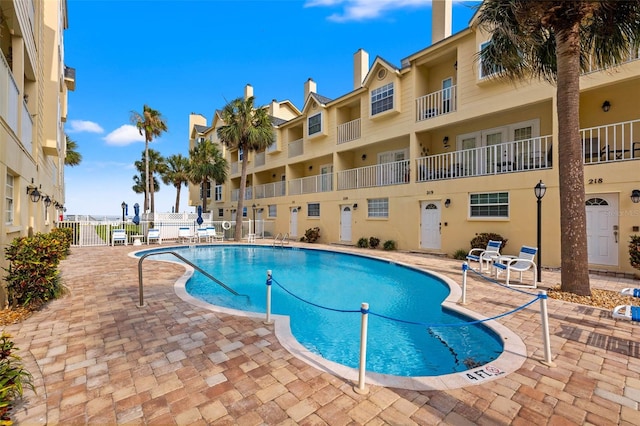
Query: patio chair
xmin=206 ymin=227 xmax=223 ymax=242
xmin=196 ymin=228 xmax=209 ymax=243
xmin=492 ymin=245 xmax=538 ymax=288
xmin=112 ymin=229 xmax=127 ymax=246
xmin=466 ymin=240 xmax=502 ymax=272
xmin=178 ymin=227 xmax=194 ymax=243
xmin=147 ymin=228 xmax=162 ymax=244
xmin=613 ymin=305 xmax=640 ymax=321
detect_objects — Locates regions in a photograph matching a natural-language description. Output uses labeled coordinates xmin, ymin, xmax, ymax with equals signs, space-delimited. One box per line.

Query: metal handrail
xmin=273 ymin=233 xmax=289 ymax=247
xmin=137 ymin=250 xmax=246 ymax=307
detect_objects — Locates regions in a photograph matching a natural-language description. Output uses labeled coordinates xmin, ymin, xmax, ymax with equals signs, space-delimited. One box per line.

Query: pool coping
xmin=132 ymin=245 xmax=528 ymax=391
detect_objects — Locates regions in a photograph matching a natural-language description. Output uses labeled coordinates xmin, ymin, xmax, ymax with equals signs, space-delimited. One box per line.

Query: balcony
xmin=255 ymin=181 xmax=286 ymax=199
xmin=288 ymin=138 xmax=303 ymax=158
xmin=254 ymin=151 xmax=265 ymax=167
xmin=289 ymin=174 xmax=333 ymax=195
xmin=582 ymin=119 xmax=640 ymax=164
xmin=231 ymin=162 xmax=239 ymax=174
xmin=416 ymin=136 xmax=553 ymax=182
xmin=337 ymin=118 xmax=361 ymax=144
xmin=231 ymin=187 xmax=252 ymax=202
xmin=64 ymin=66 xmax=76 ymax=91
xmin=0 ymin=51 xmax=19 ymax=136
xmin=416 ymin=85 xmax=457 ymax=122
xmin=337 ymin=160 xmax=410 ymax=190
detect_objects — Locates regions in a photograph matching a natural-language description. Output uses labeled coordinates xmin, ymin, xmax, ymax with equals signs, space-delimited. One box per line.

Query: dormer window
xmin=479 ymin=41 xmax=504 ymax=79
xmin=308 ymin=113 xmax=322 ymax=136
xmin=371 ymin=82 xmax=394 ymax=115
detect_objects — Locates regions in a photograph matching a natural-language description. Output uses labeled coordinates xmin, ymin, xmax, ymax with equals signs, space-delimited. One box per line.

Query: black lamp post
xmin=534 ymin=180 xmax=547 ymax=282
xmin=252 ymin=204 xmax=256 ymax=234
xmin=121 ymin=201 xmax=126 ymax=224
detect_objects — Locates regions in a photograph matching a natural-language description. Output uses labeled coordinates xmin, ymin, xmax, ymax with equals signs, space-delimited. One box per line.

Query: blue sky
xmin=64 ymin=0 xmax=478 ymax=217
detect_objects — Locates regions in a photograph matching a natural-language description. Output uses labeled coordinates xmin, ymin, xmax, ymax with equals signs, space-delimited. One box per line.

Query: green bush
xmin=383 ymin=240 xmax=397 ymax=251
xmin=369 ymin=237 xmax=380 ymax=249
xmin=357 ymin=237 xmax=369 ymax=248
xmin=453 ymin=248 xmax=468 ymax=260
xmin=470 ymin=233 xmax=508 ymax=250
xmin=0 ymin=333 xmax=34 ymax=424
xmin=301 ymin=227 xmax=320 ymax=243
xmin=630 ymin=235 xmax=640 ymax=271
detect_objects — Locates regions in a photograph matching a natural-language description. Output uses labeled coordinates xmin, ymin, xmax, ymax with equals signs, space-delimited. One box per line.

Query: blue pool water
xmin=145 ymin=245 xmax=503 ymax=377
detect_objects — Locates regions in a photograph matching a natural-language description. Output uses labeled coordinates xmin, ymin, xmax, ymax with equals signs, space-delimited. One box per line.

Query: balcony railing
xmin=337 ymin=160 xmax=410 ymax=190
xmin=337 ymin=118 xmax=361 ymax=144
xmin=288 ymin=138 xmax=303 ymax=158
xmin=255 ymin=181 xmax=286 ymax=199
xmin=231 ymin=162 xmax=239 ymax=174
xmin=289 ymin=174 xmax=333 ymax=195
xmin=254 ymin=151 xmax=265 ymax=167
xmin=582 ymin=119 xmax=640 ymax=164
xmin=0 ymin=51 xmax=19 ymax=136
xmin=416 ymin=136 xmax=553 ymax=182
xmin=416 ymin=85 xmax=457 ymax=122
xmin=583 ymin=48 xmax=640 ymax=75
xmin=231 ymin=187 xmax=253 ymax=202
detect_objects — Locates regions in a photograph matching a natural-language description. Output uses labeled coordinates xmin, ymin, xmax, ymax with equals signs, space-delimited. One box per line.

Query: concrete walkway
xmin=6 ymin=243 xmax=640 ymax=425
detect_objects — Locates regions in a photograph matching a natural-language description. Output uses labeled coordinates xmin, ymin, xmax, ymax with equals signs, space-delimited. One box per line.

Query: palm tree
xmin=132 ymin=172 xmax=160 ymax=199
xmin=476 ymin=1 xmax=640 ymax=296
xmin=130 ymin=105 xmax=168 ymax=213
xmin=217 ymin=96 xmax=274 ymax=241
xmin=161 ymin=154 xmax=190 ymax=213
xmin=65 ymin=135 xmax=82 ymax=166
xmin=189 ymin=139 xmax=228 ymax=214
xmin=134 ymin=149 xmax=166 ymax=213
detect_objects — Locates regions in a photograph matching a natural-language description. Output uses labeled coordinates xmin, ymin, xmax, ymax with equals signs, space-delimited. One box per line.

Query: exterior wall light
xmin=631 ymin=189 xmax=640 ymax=203
xmin=43 ymin=196 xmax=52 ymax=207
xmin=444 ymin=198 xmax=451 ymax=208
xmin=353 ymin=203 xmax=358 ymax=209
xmin=26 ymin=179 xmax=41 ymax=203
xmin=442 ymin=136 xmax=449 ymax=147
xmin=601 ymin=100 xmax=611 ymax=112
xmin=361 ymin=154 xmax=367 ymax=161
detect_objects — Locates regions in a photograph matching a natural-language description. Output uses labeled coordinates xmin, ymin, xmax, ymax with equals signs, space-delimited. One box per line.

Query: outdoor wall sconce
xmin=602 ymin=100 xmax=611 ymax=112
xmin=272 ymin=173 xmax=276 ymax=178
xmin=442 ymin=136 xmax=450 ymax=147
xmin=361 ymin=154 xmax=367 ymax=161
xmin=454 ymin=61 xmax=457 ymax=70
xmin=631 ymin=189 xmax=640 ymax=203
xmin=26 ymin=178 xmax=41 ymax=203
xmin=353 ymin=203 xmax=358 ymax=209
xmin=309 ymin=165 xmax=313 ymax=170
xmin=444 ymin=199 xmax=451 ymax=208
xmin=43 ymin=196 xmax=52 ymax=207
xmin=297 ymin=206 xmax=302 ymax=210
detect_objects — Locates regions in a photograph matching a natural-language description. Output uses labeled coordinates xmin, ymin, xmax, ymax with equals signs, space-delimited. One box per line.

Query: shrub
xmin=383 ymin=240 xmax=397 ymax=251
xmin=357 ymin=237 xmax=369 ymax=248
xmin=630 ymin=235 xmax=640 ymax=271
xmin=0 ymin=333 xmax=34 ymax=424
xmin=301 ymin=227 xmax=320 ymax=243
xmin=470 ymin=233 xmax=508 ymax=250
xmin=453 ymin=249 xmax=468 ymax=260
xmin=369 ymin=237 xmax=380 ymax=249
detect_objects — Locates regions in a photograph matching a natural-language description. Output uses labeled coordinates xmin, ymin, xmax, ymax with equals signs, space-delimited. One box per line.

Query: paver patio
xmin=6 ymin=242 xmax=640 ymax=425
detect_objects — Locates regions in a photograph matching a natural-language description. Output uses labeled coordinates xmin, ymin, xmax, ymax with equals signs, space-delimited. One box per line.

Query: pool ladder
xmin=273 ymin=232 xmax=289 ymax=247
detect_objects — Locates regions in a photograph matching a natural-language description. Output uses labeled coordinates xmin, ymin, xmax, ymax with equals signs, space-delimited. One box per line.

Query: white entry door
xmin=586 ymin=194 xmax=618 ymax=266
xmin=290 ymin=207 xmax=299 ymax=238
xmin=420 ymin=201 xmax=441 ymax=249
xmin=340 ymin=205 xmax=352 ymax=241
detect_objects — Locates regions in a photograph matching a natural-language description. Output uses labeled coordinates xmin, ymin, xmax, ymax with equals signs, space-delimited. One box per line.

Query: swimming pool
xmin=143 ymin=245 xmax=505 ymax=378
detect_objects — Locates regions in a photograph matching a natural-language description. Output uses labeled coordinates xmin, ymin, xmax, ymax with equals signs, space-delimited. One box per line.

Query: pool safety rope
xmin=265 ymin=266 xmax=554 ymax=393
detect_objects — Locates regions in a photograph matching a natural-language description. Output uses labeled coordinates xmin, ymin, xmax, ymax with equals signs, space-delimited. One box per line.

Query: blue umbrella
xmin=196 ymin=205 xmax=203 ymax=225
xmin=133 ymin=203 xmax=140 ymax=225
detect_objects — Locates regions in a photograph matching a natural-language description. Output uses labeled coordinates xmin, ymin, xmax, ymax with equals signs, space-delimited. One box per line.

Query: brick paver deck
xmin=6 ymin=243 xmax=640 ymax=425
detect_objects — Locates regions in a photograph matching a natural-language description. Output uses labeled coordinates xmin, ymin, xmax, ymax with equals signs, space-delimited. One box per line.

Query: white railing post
xmin=353 ymin=302 xmax=370 ymax=395
xmin=461 ymin=262 xmax=468 ymax=305
xmin=265 ymin=270 xmax=273 ymax=324
xmin=538 ymin=290 xmax=555 ymax=367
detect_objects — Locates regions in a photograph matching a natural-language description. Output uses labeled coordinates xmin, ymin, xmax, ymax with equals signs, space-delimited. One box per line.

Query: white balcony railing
xmin=583 ymin=48 xmax=640 ymax=75
xmin=254 ymin=151 xmax=265 ymax=167
xmin=289 ymin=174 xmax=333 ymax=195
xmin=415 ymin=136 xmax=553 ymax=182
xmin=416 ymin=85 xmax=457 ymax=122
xmin=337 ymin=118 xmax=361 ymax=144
xmin=582 ymin=119 xmax=640 ymax=163
xmin=255 ymin=181 xmax=286 ymax=199
xmin=231 ymin=187 xmax=253 ymax=202
xmin=337 ymin=160 xmax=410 ymax=190
xmin=0 ymin=51 xmax=19 ymax=135
xmin=288 ymin=138 xmax=303 ymax=158
xmin=231 ymin=161 xmax=239 ymax=174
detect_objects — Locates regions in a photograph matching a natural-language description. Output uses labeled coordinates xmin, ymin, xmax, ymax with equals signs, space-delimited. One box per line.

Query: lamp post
xmin=534 ymin=180 xmax=547 ymax=283
xmin=121 ymin=201 xmax=126 ymax=225
xmin=252 ymin=204 xmax=256 ymax=234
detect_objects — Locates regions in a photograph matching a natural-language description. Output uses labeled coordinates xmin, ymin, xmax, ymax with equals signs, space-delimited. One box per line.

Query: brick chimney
xmin=431 ymin=0 xmax=452 ymax=44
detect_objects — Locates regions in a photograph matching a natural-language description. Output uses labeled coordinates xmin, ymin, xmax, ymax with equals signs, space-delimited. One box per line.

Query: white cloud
xmin=103 ymin=124 xmax=145 ymax=146
xmin=305 ymin=0 xmax=433 ymax=22
xmin=67 ymin=119 xmax=104 ymax=133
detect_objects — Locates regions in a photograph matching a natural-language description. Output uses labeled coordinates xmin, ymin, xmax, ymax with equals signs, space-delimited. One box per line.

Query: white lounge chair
xmin=147 ymin=228 xmax=162 ymax=244
xmin=466 ymin=240 xmax=502 ymax=272
xmin=178 ymin=227 xmax=194 ymax=243
xmin=621 ymin=288 xmax=640 ymax=298
xmin=196 ymin=228 xmax=209 ymax=243
xmin=492 ymin=245 xmax=538 ymax=288
xmin=613 ymin=305 xmax=640 ymax=321
xmin=206 ymin=227 xmax=223 ymax=242
xmin=112 ymin=229 xmax=127 ymax=246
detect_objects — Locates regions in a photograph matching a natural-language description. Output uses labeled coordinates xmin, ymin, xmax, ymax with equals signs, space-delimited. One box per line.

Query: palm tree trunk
xmin=556 ymin=26 xmax=591 ymax=296
xmin=150 ymin=175 xmax=155 ymax=214
xmin=144 ymin=140 xmax=150 ymax=213
xmin=175 ymin=185 xmax=181 ymax=213
xmin=235 ymin=153 xmax=249 ymax=241
xmin=202 ymin=179 xmax=208 ymax=213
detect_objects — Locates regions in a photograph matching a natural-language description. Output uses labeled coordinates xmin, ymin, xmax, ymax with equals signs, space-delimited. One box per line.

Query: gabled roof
xmin=301 ymin=92 xmax=333 ymax=115
xmin=193 ymin=124 xmax=209 ymax=134
xmin=361 ymin=56 xmax=400 ymax=88
xmin=270 ymin=116 xmax=288 ymax=126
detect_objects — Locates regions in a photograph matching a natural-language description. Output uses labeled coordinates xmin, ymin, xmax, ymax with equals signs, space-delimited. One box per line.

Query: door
xmin=483 ymin=129 xmax=508 ymax=173
xmin=378 ymin=149 xmax=408 ymax=185
xmin=586 ymin=194 xmax=618 ymax=265
xmin=255 ymin=208 xmax=264 ymax=236
xmin=340 ymin=205 xmax=352 ymax=242
xmin=320 ymin=164 xmax=333 ymax=192
xmin=420 ymin=201 xmax=441 ymax=249
xmin=442 ymin=77 xmax=452 ymax=113
xmin=290 ymin=207 xmax=299 ymax=238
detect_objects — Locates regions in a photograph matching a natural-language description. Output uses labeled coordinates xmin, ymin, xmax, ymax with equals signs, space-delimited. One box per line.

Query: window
xmin=218 ymin=208 xmax=224 ymax=217
xmin=268 ymin=204 xmax=277 ymax=217
xmin=239 ymin=147 xmax=244 ymax=161
xmin=470 ymin=192 xmax=509 ymax=218
xmin=479 ymin=41 xmax=504 ymax=79
xmin=307 ymin=203 xmax=320 ymax=217
xmin=368 ymin=198 xmax=388 ymax=218
xmin=200 ymin=181 xmax=211 ymax=200
xmin=214 ymin=184 xmax=222 ymax=201
xmin=242 ymin=207 xmax=247 ymax=217
xmin=5 ymin=174 xmax=14 ymax=224
xmin=371 ymin=83 xmax=394 ymax=115
xmin=308 ymin=113 xmax=322 ymax=136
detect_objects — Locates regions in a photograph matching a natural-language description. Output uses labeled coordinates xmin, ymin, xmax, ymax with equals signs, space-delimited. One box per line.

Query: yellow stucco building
xmin=188 ymin=2 xmax=640 ymax=276
xmin=0 ymin=1 xmax=73 ymax=266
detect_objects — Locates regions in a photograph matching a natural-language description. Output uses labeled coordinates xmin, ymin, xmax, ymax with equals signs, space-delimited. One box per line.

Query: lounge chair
xmin=196 ymin=228 xmax=209 ymax=243
xmin=206 ymin=227 xmax=223 ymax=242
xmin=147 ymin=228 xmax=162 ymax=244
xmin=178 ymin=227 xmax=194 ymax=243
xmin=466 ymin=240 xmax=502 ymax=272
xmin=492 ymin=245 xmax=538 ymax=288
xmin=621 ymin=288 xmax=640 ymax=298
xmin=112 ymin=229 xmax=127 ymax=246
xmin=613 ymin=305 xmax=640 ymax=321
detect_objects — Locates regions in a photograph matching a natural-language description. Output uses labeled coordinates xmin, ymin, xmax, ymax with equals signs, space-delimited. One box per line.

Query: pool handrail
xmin=273 ymin=233 xmax=289 ymax=247
xmin=137 ymin=250 xmax=246 ymax=307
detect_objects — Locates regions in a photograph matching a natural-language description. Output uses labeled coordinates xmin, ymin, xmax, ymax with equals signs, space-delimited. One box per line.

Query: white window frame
xmin=307 ymin=202 xmax=320 ymax=217
xmin=308 ymin=113 xmax=322 ymax=136
xmin=371 ymin=83 xmax=394 ymax=116
xmin=214 ymin=184 xmax=222 ymax=201
xmin=469 ymin=192 xmax=509 ymax=219
xmin=479 ymin=41 xmax=504 ymax=79
xmin=5 ymin=174 xmax=14 ymax=225
xmin=367 ymin=198 xmax=389 ymax=218
xmin=268 ymin=204 xmax=277 ymax=217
